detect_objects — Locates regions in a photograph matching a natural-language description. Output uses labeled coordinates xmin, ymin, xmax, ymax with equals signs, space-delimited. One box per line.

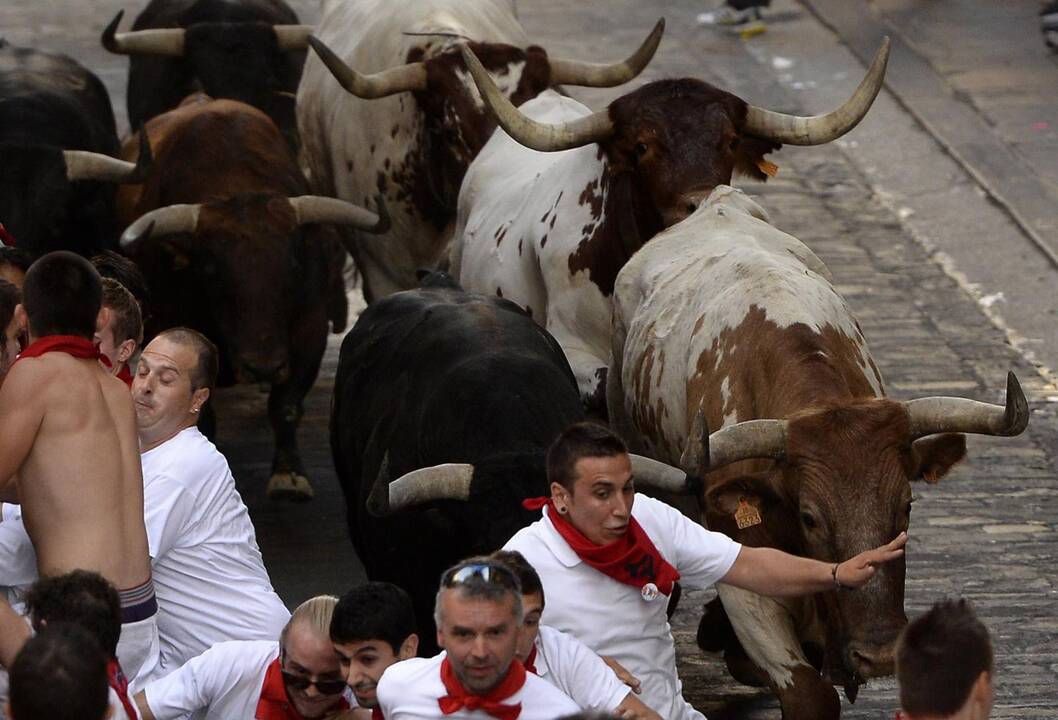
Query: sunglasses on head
xmin=280 ymin=654 xmax=347 ymax=696
xmin=441 ymin=562 xmax=519 ymax=591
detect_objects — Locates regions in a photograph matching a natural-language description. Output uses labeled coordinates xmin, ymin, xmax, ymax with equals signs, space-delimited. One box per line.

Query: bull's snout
xmin=846 ymin=640 xmax=896 ymax=680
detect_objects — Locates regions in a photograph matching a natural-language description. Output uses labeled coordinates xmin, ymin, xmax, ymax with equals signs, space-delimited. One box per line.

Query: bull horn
xmin=64 ymin=129 xmax=152 ymax=183
xmin=703 ymin=418 xmax=788 ymax=471
xmin=288 ymin=194 xmax=390 ymax=234
xmin=273 ymin=25 xmax=314 ymax=50
xmin=628 ymin=454 xmax=690 ymax=493
xmin=549 ymin=18 xmax=664 ymax=88
xmin=461 ymin=46 xmax=613 ymax=152
xmin=744 ymin=37 xmax=890 ymax=146
xmin=120 ymin=204 xmax=200 ymax=247
xmin=307 ymin=36 xmax=427 ymax=98
xmin=904 ymin=371 xmax=1029 ymax=439
xmin=368 ymin=453 xmax=476 ymax=517
xmin=102 ymin=10 xmax=185 ymax=56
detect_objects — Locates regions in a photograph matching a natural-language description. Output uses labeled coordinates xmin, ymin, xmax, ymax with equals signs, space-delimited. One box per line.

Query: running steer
xmin=0 ymin=40 xmax=149 ymax=256
xmin=297 ymin=0 xmax=663 ymax=301
xmin=102 ymin=0 xmax=311 ymax=149
xmin=607 ymin=186 xmax=1029 ymax=720
xmin=330 ymin=273 xmax=682 ymax=651
xmin=118 ymin=95 xmax=387 ymax=501
xmin=451 ymin=41 xmax=888 ymax=416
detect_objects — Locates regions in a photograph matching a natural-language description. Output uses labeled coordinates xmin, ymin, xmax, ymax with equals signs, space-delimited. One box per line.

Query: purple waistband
xmin=119 ymin=578 xmax=157 ymax=624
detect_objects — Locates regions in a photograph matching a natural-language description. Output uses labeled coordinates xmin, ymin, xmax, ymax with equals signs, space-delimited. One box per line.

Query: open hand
xmin=835 ymin=531 xmax=908 ymax=588
xmin=602 ymin=655 xmax=642 ymax=694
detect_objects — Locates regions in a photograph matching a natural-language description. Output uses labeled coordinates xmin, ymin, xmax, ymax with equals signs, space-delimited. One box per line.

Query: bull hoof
xmin=267 ymin=473 xmax=314 ymax=502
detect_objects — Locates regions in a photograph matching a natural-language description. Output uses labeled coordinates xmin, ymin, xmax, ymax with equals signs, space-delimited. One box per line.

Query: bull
xmin=118 ymin=95 xmax=387 ymax=501
xmin=606 ymin=186 xmax=1029 ymax=720
xmin=297 ymin=0 xmax=663 ymax=301
xmin=102 ymin=0 xmax=311 ymax=149
xmin=330 ymin=272 xmax=682 ymax=651
xmin=450 ymin=41 xmax=889 ymax=416
xmin=0 ymin=40 xmax=150 ymax=256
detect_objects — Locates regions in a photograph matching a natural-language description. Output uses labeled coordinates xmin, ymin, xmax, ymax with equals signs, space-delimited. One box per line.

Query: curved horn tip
xmin=1003 ymin=371 xmax=1030 ymax=435
xmin=120 ymin=220 xmax=155 ymax=249
xmin=101 ymin=9 xmax=124 ymax=52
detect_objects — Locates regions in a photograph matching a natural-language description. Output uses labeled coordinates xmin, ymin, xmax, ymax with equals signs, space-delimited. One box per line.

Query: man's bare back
xmin=0 ymin=350 xmax=150 ymax=590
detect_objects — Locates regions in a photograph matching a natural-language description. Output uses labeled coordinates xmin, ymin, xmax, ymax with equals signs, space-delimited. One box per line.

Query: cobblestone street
xmin=3 ymin=0 xmax=1056 ymax=717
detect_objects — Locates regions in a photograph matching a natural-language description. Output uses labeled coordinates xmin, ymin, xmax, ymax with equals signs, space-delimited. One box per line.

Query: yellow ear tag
xmin=756 ymin=159 xmax=779 ymax=178
xmin=734 ymin=498 xmax=762 ymax=529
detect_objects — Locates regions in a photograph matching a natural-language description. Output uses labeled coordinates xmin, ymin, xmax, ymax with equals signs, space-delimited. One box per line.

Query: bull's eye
xmin=800 ymin=512 xmax=818 ymax=530
xmin=634 ymin=142 xmax=648 ymax=158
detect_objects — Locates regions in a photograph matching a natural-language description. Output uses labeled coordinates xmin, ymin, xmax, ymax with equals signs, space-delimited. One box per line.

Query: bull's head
xmin=461 ymin=38 xmax=888 ymax=231
xmin=0 ymin=132 xmax=151 ymax=256
xmin=688 ymin=373 xmax=1027 ymax=689
xmin=102 ymin=10 xmax=310 ymax=147
xmin=120 ymin=193 xmax=387 ymax=384
xmin=306 ymin=20 xmax=664 ymax=221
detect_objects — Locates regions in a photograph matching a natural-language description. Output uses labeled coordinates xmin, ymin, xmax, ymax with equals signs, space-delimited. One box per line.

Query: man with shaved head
xmin=0 ymin=251 xmax=157 ymax=687
xmin=131 ymin=328 xmax=289 ymax=673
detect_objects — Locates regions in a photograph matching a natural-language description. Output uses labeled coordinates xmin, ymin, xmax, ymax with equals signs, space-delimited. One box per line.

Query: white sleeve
xmin=141 ymin=645 xmax=227 ymax=719
xmin=0 ymin=516 xmax=38 ymax=587
xmin=540 ymin=627 xmax=629 ymax=712
xmin=641 ymin=495 xmax=742 ymax=589
xmin=143 ymin=474 xmax=196 ymax=560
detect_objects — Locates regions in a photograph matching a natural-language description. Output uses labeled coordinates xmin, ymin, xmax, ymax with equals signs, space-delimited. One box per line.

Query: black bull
xmin=330 ymin=274 xmax=585 ymax=653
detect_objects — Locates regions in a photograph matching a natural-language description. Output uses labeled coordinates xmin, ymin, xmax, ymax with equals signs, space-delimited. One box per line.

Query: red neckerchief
xmin=255 ymin=658 xmax=349 ymax=720
xmin=0 ymin=223 xmax=15 ymax=246
xmin=106 ymin=659 xmax=138 ymax=720
xmin=438 ymin=656 xmax=525 ymax=720
xmin=15 ymin=335 xmax=101 ymax=363
xmin=371 ymin=709 xmax=384 ymax=720
xmin=523 ymin=646 xmax=538 ymax=675
xmin=522 ymin=497 xmax=680 ymax=596
xmin=98 ymin=353 xmax=134 ymax=388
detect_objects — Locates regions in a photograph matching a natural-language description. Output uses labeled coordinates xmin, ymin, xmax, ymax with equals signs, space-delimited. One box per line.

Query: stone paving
xmin=2 ymin=0 xmax=1056 ymax=717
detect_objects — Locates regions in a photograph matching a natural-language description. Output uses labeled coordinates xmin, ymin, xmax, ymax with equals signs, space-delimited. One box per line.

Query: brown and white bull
xmin=296 ymin=0 xmax=663 ymax=301
xmin=450 ymin=41 xmax=889 ymax=416
xmin=607 ymin=186 xmax=1029 ymax=719
xmin=117 ymin=94 xmax=387 ymax=501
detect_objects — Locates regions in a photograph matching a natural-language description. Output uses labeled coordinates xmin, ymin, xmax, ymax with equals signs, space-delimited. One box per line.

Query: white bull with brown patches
xmin=296 ymin=0 xmax=663 ymax=302
xmin=608 ymin=187 xmax=1028 ymax=720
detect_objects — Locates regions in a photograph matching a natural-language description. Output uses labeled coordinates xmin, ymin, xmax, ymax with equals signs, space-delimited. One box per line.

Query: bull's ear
xmin=911 ymin=433 xmax=967 ymax=484
xmin=733 ymin=136 xmax=782 ymax=182
xmin=704 ymin=472 xmax=779 ymax=516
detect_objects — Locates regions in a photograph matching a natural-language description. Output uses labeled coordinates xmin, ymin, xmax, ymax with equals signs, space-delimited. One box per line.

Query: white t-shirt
xmin=142 ymin=639 xmax=276 ymax=720
xmin=141 ymin=427 xmax=290 ymax=671
xmin=504 ymin=493 xmax=742 ymax=720
xmin=377 ymin=653 xmax=580 ymax=720
xmin=533 ymin=624 xmax=631 ymax=713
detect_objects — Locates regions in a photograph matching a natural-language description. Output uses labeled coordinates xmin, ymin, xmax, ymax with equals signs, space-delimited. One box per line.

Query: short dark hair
xmin=547 ymin=422 xmax=627 ymax=490
xmin=21 ymin=251 xmax=101 ymax=339
xmin=0 ymin=278 xmax=19 ymax=332
xmin=23 ymin=570 xmax=122 ymax=658
xmin=331 ymin=582 xmax=417 ymax=654
xmin=9 ymin=622 xmax=110 ymax=720
xmin=157 ymin=326 xmax=219 ymax=393
xmin=0 ymin=246 xmax=33 ymax=275
xmin=490 ymin=550 xmax=544 ymax=604
xmin=91 ymin=250 xmax=150 ymax=319
xmin=896 ymin=599 xmax=993 ymax=717
xmin=101 ymin=278 xmax=144 ymax=345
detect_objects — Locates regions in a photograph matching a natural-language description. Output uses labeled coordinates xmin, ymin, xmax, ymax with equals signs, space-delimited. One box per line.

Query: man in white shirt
xmin=490 ymin=550 xmax=660 ymax=720
xmin=132 ymin=328 xmax=290 ymax=672
xmin=504 ymin=422 xmax=908 ymax=720
xmin=135 ymin=595 xmax=348 ymax=720
xmin=376 ymin=560 xmax=580 ymax=720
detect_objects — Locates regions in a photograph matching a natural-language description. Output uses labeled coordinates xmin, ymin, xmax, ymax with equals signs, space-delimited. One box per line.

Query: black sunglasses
xmin=280 ymin=653 xmax=347 ymax=696
xmin=441 ymin=562 xmax=520 ymax=591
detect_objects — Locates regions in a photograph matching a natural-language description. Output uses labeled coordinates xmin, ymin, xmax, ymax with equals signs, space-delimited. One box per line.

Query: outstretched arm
xmin=720 ymin=532 xmax=908 ymax=597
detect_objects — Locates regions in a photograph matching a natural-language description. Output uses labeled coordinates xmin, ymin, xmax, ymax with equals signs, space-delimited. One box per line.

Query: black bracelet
xmin=832 ymin=562 xmax=853 ymax=591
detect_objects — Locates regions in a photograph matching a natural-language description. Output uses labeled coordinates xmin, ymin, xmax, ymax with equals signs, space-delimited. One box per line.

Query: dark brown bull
xmin=118 ymin=95 xmax=386 ymax=500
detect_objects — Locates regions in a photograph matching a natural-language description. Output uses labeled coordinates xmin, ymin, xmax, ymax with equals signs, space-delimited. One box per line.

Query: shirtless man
xmin=0 ymin=251 xmax=156 ymax=687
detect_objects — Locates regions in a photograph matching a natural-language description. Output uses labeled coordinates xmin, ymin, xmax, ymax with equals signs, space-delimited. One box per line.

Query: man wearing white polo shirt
xmin=504 ymin=422 xmax=908 ymax=720
xmin=134 ymin=595 xmax=348 ymax=720
xmin=132 ymin=328 xmax=290 ymax=672
xmin=376 ymin=559 xmax=580 ymax=720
